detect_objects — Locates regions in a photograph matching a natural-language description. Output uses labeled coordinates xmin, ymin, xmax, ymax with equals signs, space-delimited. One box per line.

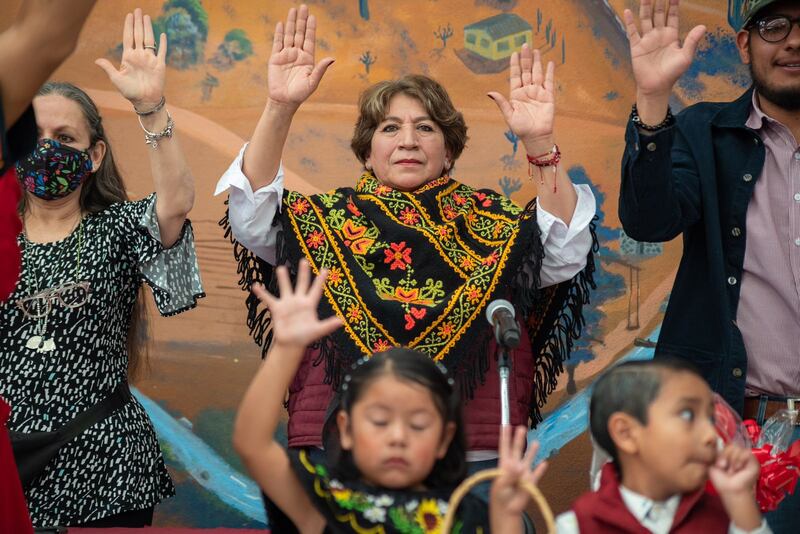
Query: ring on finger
xmin=144 ymin=45 xmax=157 ymax=52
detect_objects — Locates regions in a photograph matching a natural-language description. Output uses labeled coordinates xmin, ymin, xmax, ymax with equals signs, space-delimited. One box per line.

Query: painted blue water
xmin=137 ymin=326 xmax=659 ymax=524
xmin=132 ymin=389 xmax=267 ymax=524
xmin=529 ymin=325 xmax=661 ymax=463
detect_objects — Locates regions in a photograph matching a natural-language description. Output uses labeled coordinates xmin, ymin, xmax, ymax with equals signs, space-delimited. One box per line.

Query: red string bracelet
xmin=527 ymin=144 xmax=561 ymax=193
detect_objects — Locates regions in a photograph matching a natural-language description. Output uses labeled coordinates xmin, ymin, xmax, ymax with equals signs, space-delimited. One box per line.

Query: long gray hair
xmin=21 ymin=81 xmax=150 ymax=380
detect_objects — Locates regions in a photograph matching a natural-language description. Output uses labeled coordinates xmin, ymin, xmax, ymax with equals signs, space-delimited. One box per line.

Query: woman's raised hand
xmin=251 ymin=260 xmax=342 ymax=349
xmin=268 ymin=4 xmax=335 ymax=108
xmin=95 ymin=8 xmax=166 ymax=111
xmin=624 ymin=0 xmax=706 ymax=98
xmin=488 ymin=45 xmax=556 ymax=155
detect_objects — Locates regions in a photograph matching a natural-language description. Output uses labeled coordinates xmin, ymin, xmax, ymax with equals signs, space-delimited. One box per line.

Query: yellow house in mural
xmin=464 ymin=13 xmax=533 ymax=61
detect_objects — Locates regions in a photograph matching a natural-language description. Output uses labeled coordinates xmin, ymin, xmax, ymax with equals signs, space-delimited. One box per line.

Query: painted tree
xmin=434 ymin=23 xmax=454 ymax=48
xmin=504 ymin=129 xmax=519 ymax=157
xmin=562 ymin=35 xmax=566 ymax=64
xmin=545 ymin=20 xmax=553 ymax=43
xmin=164 ymin=0 xmax=208 ymax=39
xmin=359 ymin=0 xmax=370 ymax=20
xmin=499 ymin=176 xmax=522 ymax=198
xmin=200 ymin=73 xmax=219 ymax=101
xmin=537 ymin=8 xmax=542 ymax=33
xmin=210 ymin=29 xmax=254 ymax=70
xmin=359 ymin=51 xmax=376 ymax=73
xmin=150 ymin=0 xmax=209 ymax=69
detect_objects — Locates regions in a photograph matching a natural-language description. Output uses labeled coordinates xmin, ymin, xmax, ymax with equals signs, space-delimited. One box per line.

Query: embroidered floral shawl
xmin=221 ymin=172 xmax=595 ymax=424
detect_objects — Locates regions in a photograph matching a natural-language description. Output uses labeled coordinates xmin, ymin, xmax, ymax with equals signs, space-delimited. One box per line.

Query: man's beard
xmin=750 ymin=62 xmax=800 ymax=111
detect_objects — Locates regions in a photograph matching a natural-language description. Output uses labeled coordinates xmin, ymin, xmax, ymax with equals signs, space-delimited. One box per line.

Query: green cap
xmin=741 ymin=0 xmax=781 ymax=28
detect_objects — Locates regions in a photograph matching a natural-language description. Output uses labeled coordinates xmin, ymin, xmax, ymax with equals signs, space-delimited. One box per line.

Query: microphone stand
xmin=498 ymin=345 xmax=512 ymax=426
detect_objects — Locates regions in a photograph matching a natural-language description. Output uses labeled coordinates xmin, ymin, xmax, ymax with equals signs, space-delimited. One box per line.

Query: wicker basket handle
xmin=441 ymin=467 xmax=555 ymax=534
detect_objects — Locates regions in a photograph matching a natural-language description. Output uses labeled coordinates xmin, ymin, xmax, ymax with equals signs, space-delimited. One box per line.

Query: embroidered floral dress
xmin=290 ymin=449 xmax=490 ymax=533
xmin=0 ymin=194 xmax=204 ymax=526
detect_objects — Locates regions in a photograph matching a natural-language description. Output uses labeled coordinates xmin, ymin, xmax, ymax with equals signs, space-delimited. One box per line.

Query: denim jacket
xmin=619 ymin=88 xmax=766 ymax=413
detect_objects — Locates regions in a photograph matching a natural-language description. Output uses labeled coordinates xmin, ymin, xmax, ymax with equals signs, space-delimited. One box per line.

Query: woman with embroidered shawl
xmin=216 ymin=3 xmax=595 ymax=526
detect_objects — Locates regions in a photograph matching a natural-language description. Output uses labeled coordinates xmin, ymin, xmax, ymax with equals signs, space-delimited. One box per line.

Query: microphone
xmin=485 ymin=299 xmax=521 ymax=349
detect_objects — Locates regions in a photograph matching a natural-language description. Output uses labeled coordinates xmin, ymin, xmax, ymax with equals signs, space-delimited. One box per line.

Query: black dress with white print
xmin=0 ymin=193 xmax=204 ymax=526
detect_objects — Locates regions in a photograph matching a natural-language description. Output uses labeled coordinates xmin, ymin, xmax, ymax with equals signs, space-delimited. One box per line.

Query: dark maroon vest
xmin=571 ymin=463 xmax=730 ymax=534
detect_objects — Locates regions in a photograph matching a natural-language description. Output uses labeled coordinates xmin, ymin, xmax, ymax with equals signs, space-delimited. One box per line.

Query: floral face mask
xmin=16 ymin=139 xmax=93 ymax=200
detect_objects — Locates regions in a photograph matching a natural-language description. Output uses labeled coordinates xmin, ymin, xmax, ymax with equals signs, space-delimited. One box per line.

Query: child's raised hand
xmin=252 ymin=260 xmax=342 ymax=348
xmin=708 ymin=443 xmax=759 ymax=496
xmin=490 ymin=425 xmax=548 ymax=517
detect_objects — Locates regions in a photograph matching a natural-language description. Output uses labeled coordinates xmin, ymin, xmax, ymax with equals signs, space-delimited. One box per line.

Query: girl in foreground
xmin=234 ymin=261 xmax=547 ymax=533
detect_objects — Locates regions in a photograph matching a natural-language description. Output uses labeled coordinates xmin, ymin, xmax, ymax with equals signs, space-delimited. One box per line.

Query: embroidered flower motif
xmin=473 ymin=191 xmax=492 ymax=207
xmin=363 ymin=506 xmax=387 ymax=523
xmin=384 ymin=241 xmax=412 ymax=271
xmin=305 ymin=230 xmax=326 ymax=250
xmin=330 ymin=487 xmax=353 ymax=503
xmin=437 ymin=226 xmax=453 ymax=241
xmin=374 ymin=495 xmax=394 ymax=507
xmin=373 ymin=339 xmax=391 ymax=352
xmin=442 ymin=205 xmax=457 ymax=220
xmin=452 ymin=192 xmax=467 ymax=206
xmin=346 ymin=304 xmax=363 ymax=323
xmin=459 ymin=256 xmax=475 ymax=270
xmin=346 ymin=199 xmax=362 ymax=217
xmin=290 ymin=198 xmax=310 ymax=215
xmin=375 ymin=184 xmax=393 ymax=196
xmin=465 ymin=285 xmax=482 ymax=305
xmin=481 ymin=250 xmax=500 ymax=266
xmin=437 ymin=321 xmax=455 ymax=339
xmin=415 ymin=498 xmax=445 ymax=533
xmin=399 ymin=206 xmax=420 ymax=225
xmin=327 ymin=266 xmax=343 ymax=286
xmin=341 ymin=219 xmax=374 ymax=255
xmin=394 ymin=286 xmax=420 ymax=304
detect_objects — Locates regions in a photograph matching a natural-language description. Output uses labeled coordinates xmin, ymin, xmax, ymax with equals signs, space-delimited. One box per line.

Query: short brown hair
xmin=350 ymin=75 xmax=468 ymax=172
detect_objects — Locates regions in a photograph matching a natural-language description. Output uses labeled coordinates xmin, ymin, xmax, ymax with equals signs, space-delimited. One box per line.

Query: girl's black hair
xmin=323 ymin=347 xmax=468 ymax=489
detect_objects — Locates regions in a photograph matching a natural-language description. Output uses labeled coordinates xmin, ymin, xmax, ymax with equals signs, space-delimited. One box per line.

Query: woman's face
xmin=366 ymin=94 xmax=450 ymax=192
xmin=32 ymin=94 xmax=105 ymax=171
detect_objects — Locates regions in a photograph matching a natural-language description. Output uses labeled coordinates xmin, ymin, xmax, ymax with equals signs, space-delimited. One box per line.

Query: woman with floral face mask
xmin=0 ymin=8 xmax=203 ymax=529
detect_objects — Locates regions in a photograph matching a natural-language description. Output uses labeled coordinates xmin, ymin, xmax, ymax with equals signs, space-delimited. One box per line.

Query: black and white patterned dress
xmin=0 ymin=194 xmax=204 ymax=526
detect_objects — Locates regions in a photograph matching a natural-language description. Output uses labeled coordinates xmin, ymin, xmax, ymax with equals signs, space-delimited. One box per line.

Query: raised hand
xmin=95 ymin=8 xmax=166 ymax=110
xmin=624 ymin=0 xmax=706 ymax=97
xmin=268 ymin=4 xmax=335 ymax=108
xmin=252 ymin=260 xmax=342 ymax=349
xmin=488 ymin=45 xmax=555 ymax=155
xmin=490 ymin=425 xmax=548 ymax=517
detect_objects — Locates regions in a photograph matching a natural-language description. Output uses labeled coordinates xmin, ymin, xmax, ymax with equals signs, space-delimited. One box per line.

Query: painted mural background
xmin=0 ymin=0 xmax=749 ymax=529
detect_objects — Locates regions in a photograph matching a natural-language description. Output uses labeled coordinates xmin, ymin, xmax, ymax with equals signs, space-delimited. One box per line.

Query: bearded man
xmin=619 ymin=1 xmax=800 ymax=531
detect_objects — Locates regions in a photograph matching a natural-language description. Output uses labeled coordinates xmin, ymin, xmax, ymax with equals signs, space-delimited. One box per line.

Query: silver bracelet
xmin=138 ymin=109 xmax=174 ymax=149
xmin=134 ymin=96 xmax=166 ymax=116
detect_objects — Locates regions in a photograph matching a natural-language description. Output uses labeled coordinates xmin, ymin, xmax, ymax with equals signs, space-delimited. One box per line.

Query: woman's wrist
xmin=521 ymin=135 xmax=556 ymax=158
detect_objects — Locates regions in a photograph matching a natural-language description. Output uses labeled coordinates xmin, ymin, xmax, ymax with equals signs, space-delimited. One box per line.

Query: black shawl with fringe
xmin=220 ymin=172 xmax=596 ymax=426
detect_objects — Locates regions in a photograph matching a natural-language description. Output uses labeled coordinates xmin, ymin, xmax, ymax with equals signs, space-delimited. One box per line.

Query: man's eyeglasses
xmin=15 ymin=281 xmax=91 ymax=319
xmin=754 ymin=15 xmax=800 ymax=43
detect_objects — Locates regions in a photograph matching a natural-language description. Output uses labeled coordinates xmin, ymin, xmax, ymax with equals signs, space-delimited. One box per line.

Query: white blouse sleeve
xmin=214 ymin=142 xmax=285 ymax=265
xmin=537 ymin=183 xmax=596 ymax=288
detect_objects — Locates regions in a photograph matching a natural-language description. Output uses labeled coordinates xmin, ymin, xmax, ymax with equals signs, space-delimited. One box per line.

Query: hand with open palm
xmin=488 ymin=45 xmax=556 ymax=156
xmin=625 ymin=0 xmax=706 ymax=98
xmin=95 ymin=8 xmax=166 ymax=111
xmin=268 ymin=4 xmax=335 ymax=109
xmin=490 ymin=425 xmax=548 ymax=531
xmin=252 ymin=260 xmax=342 ymax=350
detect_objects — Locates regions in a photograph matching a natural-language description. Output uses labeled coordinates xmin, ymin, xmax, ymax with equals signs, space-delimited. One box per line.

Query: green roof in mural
xmin=464 ymin=13 xmax=532 ymax=40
